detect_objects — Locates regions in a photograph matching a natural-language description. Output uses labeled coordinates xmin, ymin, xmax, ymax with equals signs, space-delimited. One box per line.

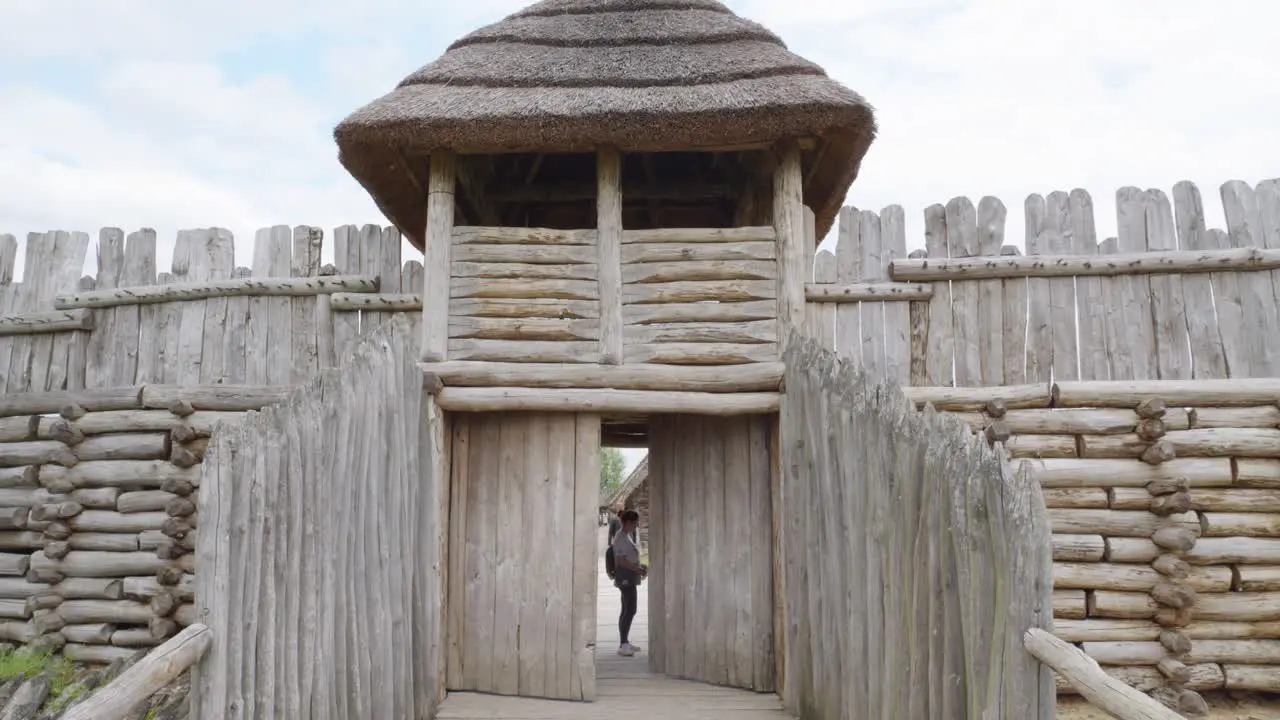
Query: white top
xmin=611 ymin=528 xmax=640 ymax=568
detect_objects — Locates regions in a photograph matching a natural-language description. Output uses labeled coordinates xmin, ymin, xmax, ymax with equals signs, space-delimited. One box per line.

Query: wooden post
xmin=597 ymin=146 xmax=624 ymax=365
xmin=773 ymin=140 xmax=806 ymax=349
xmin=421 ymin=151 xmax=457 ymax=362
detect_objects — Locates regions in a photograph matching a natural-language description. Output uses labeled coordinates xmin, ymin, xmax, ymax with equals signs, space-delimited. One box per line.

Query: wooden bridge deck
xmin=436 ymin=530 xmax=793 ymax=719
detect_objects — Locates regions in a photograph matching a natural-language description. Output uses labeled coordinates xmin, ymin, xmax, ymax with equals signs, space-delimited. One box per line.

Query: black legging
xmin=618 ymin=583 xmax=637 ymax=645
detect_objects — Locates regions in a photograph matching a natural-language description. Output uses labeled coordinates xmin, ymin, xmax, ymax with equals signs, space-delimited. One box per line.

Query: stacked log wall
xmin=903 ymin=380 xmax=1280 ymax=707
xmin=0 ymin=385 xmax=284 ymax=662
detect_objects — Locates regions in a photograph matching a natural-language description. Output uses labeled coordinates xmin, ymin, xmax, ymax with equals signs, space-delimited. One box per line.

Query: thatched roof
xmin=334 ymin=0 xmax=877 ymax=246
xmin=604 ymin=455 xmax=648 ymax=509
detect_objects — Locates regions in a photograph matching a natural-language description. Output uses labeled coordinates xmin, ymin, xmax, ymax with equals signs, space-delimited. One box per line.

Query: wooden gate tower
xmin=334 ymin=0 xmax=877 ymax=703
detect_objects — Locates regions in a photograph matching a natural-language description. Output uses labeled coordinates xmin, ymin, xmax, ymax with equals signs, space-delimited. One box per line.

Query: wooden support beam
xmin=330 ymin=293 xmax=422 ymax=312
xmin=62 ymin=623 xmax=211 ymax=720
xmin=597 ymin=147 xmax=624 ymax=365
xmin=492 ymin=182 xmax=731 ymax=203
xmin=436 ymin=387 xmax=780 ymax=415
xmin=54 ymin=276 xmax=378 ymax=310
xmin=422 ymin=151 xmax=457 ymax=362
xmin=890 ymin=247 xmax=1280 ymax=282
xmin=772 ymin=140 xmax=805 ymax=350
xmin=419 ymin=361 xmax=784 ymax=392
xmin=1023 ymin=628 xmax=1183 ymax=720
xmin=805 ymin=283 xmax=933 ymax=303
xmin=0 ymin=309 xmax=95 ymax=336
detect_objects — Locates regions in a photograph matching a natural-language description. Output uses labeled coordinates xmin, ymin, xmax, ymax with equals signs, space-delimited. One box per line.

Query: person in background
xmin=611 ymin=510 xmax=646 ymax=656
xmin=607 ymin=503 xmax=624 ymax=544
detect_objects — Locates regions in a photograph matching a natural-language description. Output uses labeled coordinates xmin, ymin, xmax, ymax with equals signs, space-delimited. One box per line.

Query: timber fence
xmin=805 ymin=178 xmax=1280 ymax=385
xmin=777 ymin=337 xmax=1054 ymax=718
xmin=1 ymin=178 xmax=1277 ymax=395
xmin=191 ymin=315 xmax=444 ymax=719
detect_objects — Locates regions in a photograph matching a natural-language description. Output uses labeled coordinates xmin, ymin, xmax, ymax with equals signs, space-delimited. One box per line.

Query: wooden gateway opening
xmin=442 ymin=410 xmax=780 ymax=703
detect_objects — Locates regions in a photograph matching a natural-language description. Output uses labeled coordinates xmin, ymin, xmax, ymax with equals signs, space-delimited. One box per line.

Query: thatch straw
xmin=334 ymin=0 xmax=876 ymax=246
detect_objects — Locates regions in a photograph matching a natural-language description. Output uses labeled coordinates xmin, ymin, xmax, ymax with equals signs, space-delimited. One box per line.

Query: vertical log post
xmin=773 ymin=140 xmax=806 ymax=351
xmin=421 ymin=151 xmax=457 ymax=362
xmin=597 ymin=146 xmax=624 ymax=365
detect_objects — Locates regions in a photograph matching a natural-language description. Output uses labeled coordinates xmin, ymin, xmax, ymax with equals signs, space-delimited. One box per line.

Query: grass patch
xmin=0 ymin=646 xmax=81 ymax=701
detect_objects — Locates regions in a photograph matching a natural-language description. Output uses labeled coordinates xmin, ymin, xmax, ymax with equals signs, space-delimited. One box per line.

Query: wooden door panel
xmin=445 ymin=412 xmax=598 ymax=701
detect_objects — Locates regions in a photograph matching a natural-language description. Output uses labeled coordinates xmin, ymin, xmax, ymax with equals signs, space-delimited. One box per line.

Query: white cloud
xmin=1 ymin=0 xmax=1277 ymax=283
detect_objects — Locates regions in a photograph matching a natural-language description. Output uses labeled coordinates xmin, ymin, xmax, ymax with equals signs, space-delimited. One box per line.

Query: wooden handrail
xmin=62 ymin=623 xmax=211 ymax=720
xmin=1024 ymin=628 xmax=1185 ymax=720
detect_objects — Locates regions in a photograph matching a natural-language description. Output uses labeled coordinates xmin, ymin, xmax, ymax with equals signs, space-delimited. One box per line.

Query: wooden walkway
xmin=436 ymin=530 xmax=793 ymax=719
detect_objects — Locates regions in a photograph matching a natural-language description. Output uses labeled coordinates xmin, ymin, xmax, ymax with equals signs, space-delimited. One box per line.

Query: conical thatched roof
xmin=334 ymin=0 xmax=876 ymax=245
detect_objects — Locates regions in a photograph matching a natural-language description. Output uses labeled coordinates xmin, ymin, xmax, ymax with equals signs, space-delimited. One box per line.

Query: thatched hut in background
xmin=602 ymin=456 xmax=650 ymax=549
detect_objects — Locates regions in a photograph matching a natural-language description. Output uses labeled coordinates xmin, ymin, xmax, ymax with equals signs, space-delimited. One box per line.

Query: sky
xmin=3 ymin=0 xmax=1279 ymax=473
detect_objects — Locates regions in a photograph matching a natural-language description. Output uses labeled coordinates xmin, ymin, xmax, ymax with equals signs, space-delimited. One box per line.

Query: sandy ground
xmin=1057 ymin=693 xmax=1280 ymax=719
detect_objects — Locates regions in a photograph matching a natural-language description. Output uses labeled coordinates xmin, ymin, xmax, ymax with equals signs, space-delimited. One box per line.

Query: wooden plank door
xmin=445 ymin=411 xmax=599 ymax=701
xmin=648 ymin=414 xmax=777 ymax=691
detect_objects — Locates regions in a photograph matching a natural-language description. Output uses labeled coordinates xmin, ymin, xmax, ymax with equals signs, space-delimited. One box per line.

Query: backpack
xmin=604 ymin=545 xmax=616 ymax=579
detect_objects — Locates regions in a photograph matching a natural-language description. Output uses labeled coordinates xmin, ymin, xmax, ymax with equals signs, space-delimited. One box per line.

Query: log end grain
xmin=164 ymin=497 xmax=196 ymax=518
xmin=1137 ymin=417 xmax=1168 ymax=441
xmin=1152 ymin=526 xmax=1198 ymax=553
xmin=51 ymin=449 xmax=79 ymax=468
xmin=156 ymin=566 xmax=184 ymax=587
xmin=48 ymin=420 xmax=85 ymax=447
xmin=43 ymin=541 xmax=70 ymax=561
xmin=984 ymin=398 xmax=1008 ymax=418
xmin=1151 ymin=582 xmax=1197 ymax=609
xmin=169 ymin=446 xmax=198 ymax=469
xmin=1152 ymin=554 xmax=1191 ymax=579
xmin=167 ymin=400 xmax=195 ymax=417
xmin=1137 ymin=398 xmax=1168 ymax=420
xmin=984 ymin=420 xmax=1012 ymax=446
xmin=1151 ymin=492 xmax=1192 ymax=517
xmin=1141 ymin=440 xmax=1177 ymax=465
xmin=43 ymin=522 xmax=71 ymax=542
xmin=1159 ymin=630 xmax=1192 ymax=656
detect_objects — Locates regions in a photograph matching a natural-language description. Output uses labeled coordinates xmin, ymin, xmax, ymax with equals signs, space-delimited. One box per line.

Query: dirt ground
xmin=1057 ymin=693 xmax=1280 ymax=719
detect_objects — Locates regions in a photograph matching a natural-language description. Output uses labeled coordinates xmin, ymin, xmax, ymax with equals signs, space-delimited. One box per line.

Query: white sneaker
xmin=617 ymin=645 xmax=636 ymax=657
xmin=625 ymin=643 xmax=642 ymax=654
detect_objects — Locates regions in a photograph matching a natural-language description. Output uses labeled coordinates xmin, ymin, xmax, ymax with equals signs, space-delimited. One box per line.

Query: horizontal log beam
xmin=1054 ymin=379 xmax=1280 ymax=407
xmin=621 ymin=227 xmax=775 ymax=244
xmin=436 ymin=387 xmax=780 ymax=415
xmin=0 ymin=388 xmax=144 ymax=419
xmin=330 ymin=293 xmax=422 ymax=312
xmin=54 ymin=275 xmax=379 ymax=310
xmin=805 ymin=282 xmax=933 ymax=303
xmin=420 ymin=361 xmax=784 ymax=392
xmin=902 ymin=383 xmax=1055 ymax=411
xmin=891 ymin=247 xmax=1280 ymax=281
xmin=0 ymin=309 xmax=95 ymax=336
xmin=140 ymin=385 xmax=289 ymax=411
xmin=490 ymin=182 xmax=731 ymax=203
